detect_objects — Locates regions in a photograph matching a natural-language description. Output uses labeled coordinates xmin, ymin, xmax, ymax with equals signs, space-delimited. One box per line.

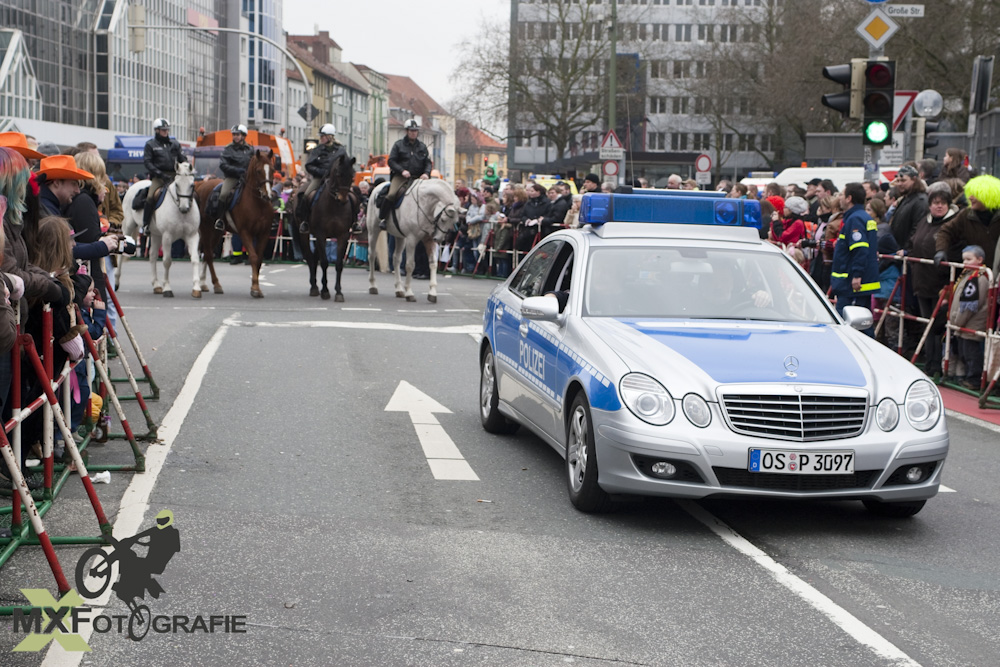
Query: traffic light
xmin=914 ymin=117 xmax=941 ymax=161
xmin=484 ymin=156 xmax=489 ymax=167
xmin=821 ymin=59 xmax=865 ymax=119
xmin=862 ymin=59 xmax=896 ymax=147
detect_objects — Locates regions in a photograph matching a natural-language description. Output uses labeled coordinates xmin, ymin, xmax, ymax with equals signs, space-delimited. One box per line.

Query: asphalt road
xmin=1 ymin=260 xmax=998 ymax=667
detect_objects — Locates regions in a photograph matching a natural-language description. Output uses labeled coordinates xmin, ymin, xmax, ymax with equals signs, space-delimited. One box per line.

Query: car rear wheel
xmin=480 ymin=346 xmax=519 ymax=434
xmin=566 ymin=394 xmax=612 ymax=513
xmin=862 ymin=498 xmax=926 ymax=518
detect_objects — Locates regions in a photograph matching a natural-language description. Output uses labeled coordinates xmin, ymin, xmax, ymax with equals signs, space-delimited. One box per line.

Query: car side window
xmin=509 ymin=240 xmax=564 ymax=298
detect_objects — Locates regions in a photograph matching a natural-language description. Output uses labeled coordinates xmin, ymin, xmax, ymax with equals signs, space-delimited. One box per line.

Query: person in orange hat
xmin=36 ymin=154 xmax=95 ymax=216
xmin=0 ymin=132 xmax=45 ymax=161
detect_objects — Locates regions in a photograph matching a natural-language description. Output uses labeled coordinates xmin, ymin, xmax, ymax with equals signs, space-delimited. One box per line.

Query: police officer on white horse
xmin=378 ymin=119 xmax=432 ymax=221
xmin=215 ymin=124 xmax=255 ymax=231
xmin=297 ymin=123 xmax=345 ymax=234
xmin=142 ymin=118 xmax=187 ymax=235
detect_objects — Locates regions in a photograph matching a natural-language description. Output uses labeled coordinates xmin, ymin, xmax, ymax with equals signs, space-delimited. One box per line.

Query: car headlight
xmin=682 ymin=394 xmax=711 ymax=428
xmin=875 ymin=398 xmax=899 ymax=431
xmin=904 ymin=380 xmax=941 ymax=431
xmin=620 ymin=373 xmax=674 ymax=425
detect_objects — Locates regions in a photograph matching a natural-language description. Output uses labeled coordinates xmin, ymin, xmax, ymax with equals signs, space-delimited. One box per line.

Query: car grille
xmin=721 ymin=393 xmax=868 ymax=441
xmin=712 ymin=467 xmax=882 ymax=491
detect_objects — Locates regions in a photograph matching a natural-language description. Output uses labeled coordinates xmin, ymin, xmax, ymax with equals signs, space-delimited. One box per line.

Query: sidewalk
xmin=940 ymin=386 xmax=1000 ymax=427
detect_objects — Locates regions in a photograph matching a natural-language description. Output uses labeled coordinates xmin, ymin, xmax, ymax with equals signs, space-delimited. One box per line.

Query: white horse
xmin=119 ymin=161 xmax=202 ymax=298
xmin=367 ymin=179 xmax=461 ymax=303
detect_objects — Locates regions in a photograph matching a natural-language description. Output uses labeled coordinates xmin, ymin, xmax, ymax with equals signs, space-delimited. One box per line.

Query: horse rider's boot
xmin=378 ymin=198 xmax=391 ymax=230
xmin=296 ymin=196 xmax=311 ymax=234
xmin=215 ymin=195 xmax=229 ymax=231
xmin=141 ymin=191 xmax=155 ymax=236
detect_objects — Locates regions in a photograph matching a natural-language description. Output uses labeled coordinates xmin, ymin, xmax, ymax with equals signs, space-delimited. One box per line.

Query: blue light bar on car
xmin=579 ymin=193 xmax=762 ymax=229
xmin=640 ymin=189 xmax=726 ymax=199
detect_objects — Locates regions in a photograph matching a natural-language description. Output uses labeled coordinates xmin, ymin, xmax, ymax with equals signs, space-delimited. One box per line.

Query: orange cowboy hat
xmin=0 ymin=132 xmax=45 ymax=160
xmin=36 ymin=154 xmax=94 ymax=182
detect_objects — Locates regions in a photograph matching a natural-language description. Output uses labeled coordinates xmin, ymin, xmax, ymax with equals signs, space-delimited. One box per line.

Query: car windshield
xmin=584 ymin=247 xmax=837 ymax=323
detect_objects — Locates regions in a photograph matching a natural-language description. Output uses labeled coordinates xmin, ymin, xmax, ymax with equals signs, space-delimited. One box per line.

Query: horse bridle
xmin=169 ymin=171 xmax=195 ymax=208
xmin=248 ymin=156 xmax=273 ymax=202
xmin=411 ymin=181 xmax=453 ymax=237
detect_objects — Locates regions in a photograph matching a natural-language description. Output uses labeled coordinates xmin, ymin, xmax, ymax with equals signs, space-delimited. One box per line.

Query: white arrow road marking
xmin=939 ymin=485 xmax=956 ymax=493
xmin=385 ymin=381 xmax=479 ymax=481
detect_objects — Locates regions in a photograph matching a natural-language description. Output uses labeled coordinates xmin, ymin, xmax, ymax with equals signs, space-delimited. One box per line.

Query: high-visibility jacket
xmin=830 ymin=204 xmax=880 ymax=295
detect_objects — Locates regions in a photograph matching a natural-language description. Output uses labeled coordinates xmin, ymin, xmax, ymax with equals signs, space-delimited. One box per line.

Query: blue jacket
xmin=831 ymin=204 xmax=880 ymax=295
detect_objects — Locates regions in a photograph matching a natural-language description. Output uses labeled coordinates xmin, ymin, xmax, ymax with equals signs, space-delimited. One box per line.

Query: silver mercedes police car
xmin=479 ymin=191 xmax=948 ymax=516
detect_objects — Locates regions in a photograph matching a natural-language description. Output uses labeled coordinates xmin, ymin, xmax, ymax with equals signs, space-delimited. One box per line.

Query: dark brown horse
xmin=291 ymin=152 xmax=358 ymax=301
xmin=194 ymin=148 xmax=276 ymax=298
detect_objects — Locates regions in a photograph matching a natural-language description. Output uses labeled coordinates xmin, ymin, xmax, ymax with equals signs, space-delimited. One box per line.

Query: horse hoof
xmin=115 ymin=283 xmax=120 ymax=291
xmin=153 ymin=286 xmax=163 ymax=294
xmin=309 ymin=287 xmax=319 ymax=297
xmin=214 ymin=286 xmax=224 ymax=294
xmin=335 ymin=293 xmax=344 ymax=303
xmin=321 ymin=290 xmax=331 ymax=300
xmin=251 ymin=289 xmax=264 ymax=299
xmin=163 ymin=290 xmax=174 ymax=298
xmin=428 ymin=294 xmax=437 ymax=304
xmin=395 ymin=291 xmax=405 ymax=298
xmin=406 ymin=295 xmax=417 ymax=302
xmin=192 ymin=290 xmax=202 ymax=299
xmin=369 ymin=287 xmax=378 ymax=295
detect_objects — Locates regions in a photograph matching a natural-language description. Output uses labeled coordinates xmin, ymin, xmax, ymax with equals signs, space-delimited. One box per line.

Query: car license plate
xmin=748 ymin=449 xmax=855 ymax=474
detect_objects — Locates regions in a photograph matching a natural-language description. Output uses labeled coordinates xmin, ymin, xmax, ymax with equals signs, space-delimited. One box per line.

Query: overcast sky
xmin=283 ymin=1 xmax=509 ymax=109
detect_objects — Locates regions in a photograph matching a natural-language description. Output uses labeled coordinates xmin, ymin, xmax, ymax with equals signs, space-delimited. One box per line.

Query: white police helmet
xmin=153 ymin=118 xmax=170 ymax=131
xmin=404 ymin=119 xmax=419 ymax=130
xmin=319 ymin=124 xmax=336 ymax=137
xmin=231 ymin=124 xmax=248 ymax=135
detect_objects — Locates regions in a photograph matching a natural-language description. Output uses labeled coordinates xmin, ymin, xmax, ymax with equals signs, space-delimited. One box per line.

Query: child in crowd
xmin=493 ymin=211 xmax=513 ymax=278
xmin=69 ymin=272 xmax=106 ymax=435
xmin=947 ymin=245 xmax=990 ymax=391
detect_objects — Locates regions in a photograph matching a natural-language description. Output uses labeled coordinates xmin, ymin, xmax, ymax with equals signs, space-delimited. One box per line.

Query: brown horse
xmin=194 ymin=148 xmax=276 ymax=298
xmin=291 ymin=152 xmax=359 ymax=301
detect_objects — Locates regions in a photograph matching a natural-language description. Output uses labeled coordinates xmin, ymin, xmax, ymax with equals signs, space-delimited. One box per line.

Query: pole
xmin=608 ymin=0 xmax=619 ymax=183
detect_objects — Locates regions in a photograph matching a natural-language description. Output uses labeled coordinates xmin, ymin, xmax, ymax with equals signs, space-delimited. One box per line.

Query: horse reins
xmin=411 ymin=181 xmax=453 ymax=237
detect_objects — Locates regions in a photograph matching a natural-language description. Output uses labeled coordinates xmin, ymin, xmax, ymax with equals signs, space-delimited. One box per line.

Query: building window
xmin=671 ymin=132 xmax=688 ymax=150
xmin=759 ymin=134 xmax=773 ymax=152
xmin=674 ymin=24 xmax=692 ymax=42
xmin=649 ymin=132 xmax=666 ymax=150
xmin=739 ymin=133 xmax=756 ymax=151
xmin=672 ymin=96 xmax=689 ymax=114
xmin=698 ymin=24 xmax=714 ymax=41
xmin=652 ymin=24 xmax=670 ymax=40
xmin=650 ymin=96 xmax=668 ymax=113
xmin=693 ymin=133 xmax=711 ymax=150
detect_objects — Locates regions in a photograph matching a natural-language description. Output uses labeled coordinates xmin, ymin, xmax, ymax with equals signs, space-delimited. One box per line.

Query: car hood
xmin=583 ymin=318 xmax=918 ymax=398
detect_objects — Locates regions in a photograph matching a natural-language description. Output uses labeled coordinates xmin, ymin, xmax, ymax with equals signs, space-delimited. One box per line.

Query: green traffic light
xmin=864 ymin=120 xmax=890 ymax=144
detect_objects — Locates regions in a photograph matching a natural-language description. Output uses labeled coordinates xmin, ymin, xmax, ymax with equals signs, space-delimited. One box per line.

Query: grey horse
xmin=367 ymin=178 xmax=461 ymax=303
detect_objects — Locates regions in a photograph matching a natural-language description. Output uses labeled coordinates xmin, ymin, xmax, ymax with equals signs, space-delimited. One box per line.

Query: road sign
xmin=855 ymin=8 xmax=899 ymax=49
xmin=695 ymin=171 xmax=712 ymax=186
xmin=884 ymin=4 xmax=924 ymax=17
xmin=298 ymin=103 xmax=320 ymax=122
xmin=694 ymin=154 xmax=712 ymax=173
xmin=880 ymin=132 xmax=905 ymax=165
xmin=599 ymin=147 xmax=626 ymax=160
xmin=601 ymin=129 xmax=623 ymax=149
xmin=602 ymin=160 xmax=619 ymax=178
xmin=893 ymin=90 xmax=917 ymax=131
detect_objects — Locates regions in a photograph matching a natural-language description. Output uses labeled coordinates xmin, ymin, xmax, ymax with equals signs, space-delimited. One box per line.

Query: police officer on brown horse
xmin=215 ymin=124 xmax=255 ymax=231
xmin=297 ymin=123 xmax=345 ymax=234
xmin=378 ymin=118 xmax=432 ymax=221
xmin=142 ymin=118 xmax=187 ymax=235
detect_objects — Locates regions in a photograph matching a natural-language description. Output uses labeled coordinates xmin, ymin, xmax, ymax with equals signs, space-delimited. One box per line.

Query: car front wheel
xmin=480 ymin=346 xmax=519 ymax=434
xmin=566 ymin=394 xmax=612 ymax=513
xmin=862 ymin=498 xmax=926 ymax=518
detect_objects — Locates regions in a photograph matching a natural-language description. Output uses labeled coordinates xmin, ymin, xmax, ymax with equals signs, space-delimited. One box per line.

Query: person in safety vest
xmin=378 ymin=118 xmax=432 ymax=222
xmin=142 ymin=118 xmax=187 ymax=235
xmin=215 ymin=124 xmax=255 ymax=231
xmin=297 ymin=124 xmax=345 ymax=234
xmin=830 ymin=182 xmax=880 ymax=335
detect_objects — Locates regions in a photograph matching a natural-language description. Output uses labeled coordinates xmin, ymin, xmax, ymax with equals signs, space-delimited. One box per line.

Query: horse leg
xmin=402 ymin=236 xmax=418 ymax=302
xmin=200 ymin=230 xmax=222 ymax=294
xmin=368 ymin=226 xmax=380 ymax=295
xmin=160 ymin=234 xmax=174 ymax=297
xmin=116 ymin=251 xmax=126 ymax=292
xmin=393 ymin=240 xmax=406 ymax=299
xmin=424 ymin=237 xmax=439 ymax=304
xmin=301 ymin=233 xmax=319 ymax=296
xmin=188 ymin=229 xmax=202 ymax=298
xmin=319 ymin=236 xmax=331 ymax=300
xmin=334 ymin=232 xmax=349 ymax=302
xmin=246 ymin=238 xmax=264 ymax=298
xmin=149 ymin=232 xmax=163 ymax=294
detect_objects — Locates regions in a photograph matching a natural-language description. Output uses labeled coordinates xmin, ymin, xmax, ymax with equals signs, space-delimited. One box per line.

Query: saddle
xmin=206 ymin=181 xmax=244 ymax=220
xmin=131 ymin=185 xmax=169 ymax=212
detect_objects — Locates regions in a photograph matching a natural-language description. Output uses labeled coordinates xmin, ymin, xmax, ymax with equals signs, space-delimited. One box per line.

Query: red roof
xmin=286 ymin=40 xmax=366 ymax=93
xmin=455 ymin=119 xmax=505 ymax=151
xmin=384 ymin=74 xmax=448 ymax=119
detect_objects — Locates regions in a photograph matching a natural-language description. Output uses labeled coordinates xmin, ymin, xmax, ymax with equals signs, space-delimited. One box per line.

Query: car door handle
xmin=519 ymin=322 xmax=529 ymax=337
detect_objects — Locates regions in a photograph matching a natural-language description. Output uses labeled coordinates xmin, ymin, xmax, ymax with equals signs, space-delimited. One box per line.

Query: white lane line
xmin=946 ymin=409 xmax=1000 ymax=434
xmin=398 ymin=309 xmax=437 ymax=313
xmin=42 ymin=321 xmax=231 ymax=667
xmin=939 ymin=485 xmax=956 ymax=493
xmin=342 ymin=307 xmax=382 ymax=311
xmin=224 ymin=318 xmax=480 ymax=335
xmin=678 ymin=500 xmax=920 ymax=667
xmin=269 ymin=268 xmax=286 ymax=274
xmin=445 ymin=309 xmax=479 ymax=313
xmin=260 ymin=281 xmax=276 ymax=287
xmin=385 ymin=381 xmax=479 ymax=481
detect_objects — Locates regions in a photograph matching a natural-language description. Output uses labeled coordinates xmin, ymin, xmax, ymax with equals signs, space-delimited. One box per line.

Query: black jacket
xmin=220 ymin=141 xmax=255 ymax=178
xmin=143 ymin=134 xmax=187 ymax=179
xmin=889 ymin=191 xmax=929 ymax=248
xmin=65 ymin=188 xmax=103 ymax=244
xmin=541 ymin=194 xmax=571 ymax=237
xmin=305 ymin=142 xmax=344 ymax=179
xmin=38 ymin=184 xmax=63 ymax=217
xmin=388 ymin=137 xmax=432 ymax=178
xmin=522 ymin=196 xmax=550 ymax=222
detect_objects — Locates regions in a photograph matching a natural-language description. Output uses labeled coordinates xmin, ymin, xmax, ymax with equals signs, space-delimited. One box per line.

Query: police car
xmin=479 ymin=191 xmax=948 ymax=517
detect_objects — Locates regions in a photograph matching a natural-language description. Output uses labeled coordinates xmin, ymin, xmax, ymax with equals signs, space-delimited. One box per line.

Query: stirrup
xmin=299 ymin=221 xmax=310 ymax=234
xmin=214 ymin=218 xmax=225 ymax=231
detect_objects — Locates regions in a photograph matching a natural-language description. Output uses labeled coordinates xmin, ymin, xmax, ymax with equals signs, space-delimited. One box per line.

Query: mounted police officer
xmin=215 ymin=124 xmax=255 ymax=231
xmin=297 ymin=123 xmax=345 ymax=234
xmin=142 ymin=118 xmax=187 ymax=235
xmin=831 ymin=182 xmax=880 ymax=335
xmin=379 ymin=118 xmax=432 ymax=221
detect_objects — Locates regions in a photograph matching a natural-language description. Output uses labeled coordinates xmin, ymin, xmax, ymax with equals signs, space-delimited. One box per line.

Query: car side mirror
xmin=521 ymin=295 xmax=561 ymax=322
xmin=842 ymin=306 xmax=873 ymax=331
